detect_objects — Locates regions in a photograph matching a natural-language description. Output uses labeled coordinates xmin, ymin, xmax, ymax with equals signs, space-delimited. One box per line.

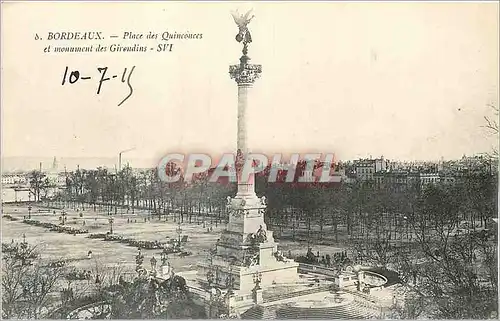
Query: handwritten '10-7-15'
xmin=61 ymin=66 xmax=136 ymax=106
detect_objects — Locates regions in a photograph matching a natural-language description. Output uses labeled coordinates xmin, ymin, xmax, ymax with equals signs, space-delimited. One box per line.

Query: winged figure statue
xmin=231 ymin=9 xmax=255 ymax=54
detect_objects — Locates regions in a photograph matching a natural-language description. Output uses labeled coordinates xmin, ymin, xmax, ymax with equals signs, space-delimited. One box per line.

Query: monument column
xmin=237 ymin=84 xmax=249 ymax=157
xmin=195 ymin=11 xmax=298 ymax=300
xmin=230 ymin=48 xmax=262 ymax=198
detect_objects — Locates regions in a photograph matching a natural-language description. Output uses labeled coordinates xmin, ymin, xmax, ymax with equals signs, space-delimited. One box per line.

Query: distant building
xmin=440 ymin=154 xmax=496 ymax=175
xmin=41 ymin=157 xmax=66 ymax=189
xmin=374 ymin=171 xmax=413 ymax=191
xmin=1 ymin=172 xmax=28 ymax=186
xmin=353 ymin=157 xmax=389 ymax=181
xmin=415 ymin=172 xmax=440 ymax=187
xmin=46 ymin=172 xmax=67 ymax=186
xmin=374 ymin=169 xmax=439 ymax=191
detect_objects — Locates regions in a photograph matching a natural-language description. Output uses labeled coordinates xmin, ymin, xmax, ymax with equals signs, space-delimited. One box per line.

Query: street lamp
xmin=207 ymin=270 xmax=215 ymax=288
xmin=176 ymin=221 xmax=182 ymax=246
xmin=208 ymin=246 xmax=217 ymax=267
xmin=61 ymin=211 xmax=67 ymax=225
xmin=150 ymin=256 xmax=157 ymax=273
xmin=208 ymin=196 xmax=213 ymax=225
xmin=135 ymin=248 xmax=144 ymax=273
xmin=108 ymin=217 xmax=114 ymax=234
xmin=161 ymin=248 xmax=169 ymax=266
xmin=224 ymin=267 xmax=235 ymax=318
xmin=226 ymin=267 xmax=235 ymax=296
xmin=209 ymin=286 xmax=222 ymax=318
xmin=253 ymin=272 xmax=262 ymax=290
xmin=28 ymin=206 xmax=32 ymax=219
xmin=215 ymin=266 xmax=221 ymax=285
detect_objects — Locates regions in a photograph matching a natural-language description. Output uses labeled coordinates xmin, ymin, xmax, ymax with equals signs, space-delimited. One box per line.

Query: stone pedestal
xmin=253 ymin=289 xmax=263 ymax=304
xmin=358 ymin=271 xmax=365 ymax=283
xmin=199 ymin=192 xmax=299 ymax=293
xmin=335 ymin=272 xmax=357 ymax=288
xmin=161 ymin=263 xmax=171 ymax=278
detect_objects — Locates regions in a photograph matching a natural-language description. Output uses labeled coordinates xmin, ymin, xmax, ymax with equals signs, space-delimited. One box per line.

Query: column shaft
xmin=237 ymin=83 xmax=255 ymax=196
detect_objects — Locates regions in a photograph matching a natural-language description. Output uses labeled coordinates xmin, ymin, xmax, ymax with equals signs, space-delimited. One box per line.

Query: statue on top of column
xmin=231 ymin=9 xmax=255 ymax=57
xmin=228 ymin=9 xmax=262 ymax=84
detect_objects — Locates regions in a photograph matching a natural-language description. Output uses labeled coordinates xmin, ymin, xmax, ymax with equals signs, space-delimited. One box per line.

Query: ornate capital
xmin=229 ymin=63 xmax=262 ymax=85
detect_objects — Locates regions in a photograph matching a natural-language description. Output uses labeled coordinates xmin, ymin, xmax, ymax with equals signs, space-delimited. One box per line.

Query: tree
xmin=28 ymin=170 xmax=49 ymax=202
xmin=84 ymin=170 xmax=99 ymax=211
xmin=104 ymin=274 xmax=204 ymax=319
xmin=2 ymin=240 xmax=66 ymax=319
xmin=389 ymin=287 xmax=427 ymax=319
xmin=483 ymin=103 xmax=499 ymax=157
xmin=392 ymin=182 xmax=498 ymax=319
xmin=2 ymin=235 xmax=206 ymax=320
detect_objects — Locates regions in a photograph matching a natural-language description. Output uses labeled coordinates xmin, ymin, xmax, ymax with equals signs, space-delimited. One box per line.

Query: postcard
xmin=1 ymin=1 xmax=498 ymax=319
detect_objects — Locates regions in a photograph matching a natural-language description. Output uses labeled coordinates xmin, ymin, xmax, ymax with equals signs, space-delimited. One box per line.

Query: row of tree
xmin=350 ymin=177 xmax=498 ymax=319
xmin=26 ymin=159 xmax=498 ymax=246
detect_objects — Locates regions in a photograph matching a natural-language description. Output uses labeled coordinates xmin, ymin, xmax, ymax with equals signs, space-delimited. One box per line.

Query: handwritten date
xmin=61 ymin=66 xmax=135 ymax=106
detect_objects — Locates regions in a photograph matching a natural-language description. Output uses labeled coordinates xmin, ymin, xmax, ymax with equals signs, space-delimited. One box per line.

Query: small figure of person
xmin=87 ymin=250 xmax=92 ymax=259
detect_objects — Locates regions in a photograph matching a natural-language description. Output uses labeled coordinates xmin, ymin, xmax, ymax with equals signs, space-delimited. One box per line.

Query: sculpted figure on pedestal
xmin=231 ymin=9 xmax=254 ymax=56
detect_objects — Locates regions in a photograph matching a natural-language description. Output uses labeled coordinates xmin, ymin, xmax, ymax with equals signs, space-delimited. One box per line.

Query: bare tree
xmin=483 ymin=103 xmax=499 ymax=134
xmin=2 ymin=241 xmax=65 ymax=319
xmin=393 ymin=181 xmax=498 ymax=319
xmin=389 ymin=286 xmax=427 ymax=319
xmin=483 ymin=103 xmax=499 ymax=157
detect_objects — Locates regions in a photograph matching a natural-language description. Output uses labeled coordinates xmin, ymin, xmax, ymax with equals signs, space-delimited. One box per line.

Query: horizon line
xmin=1 ymin=152 xmax=495 ymax=163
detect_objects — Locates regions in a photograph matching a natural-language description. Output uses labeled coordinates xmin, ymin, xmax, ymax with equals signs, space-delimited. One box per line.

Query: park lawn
xmin=2 ymin=203 xmax=351 ymax=274
xmin=2 ymin=204 xmax=224 ymax=274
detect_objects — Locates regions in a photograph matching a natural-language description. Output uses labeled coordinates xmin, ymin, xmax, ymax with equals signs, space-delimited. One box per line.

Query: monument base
xmin=198 ymin=259 xmax=299 ymax=294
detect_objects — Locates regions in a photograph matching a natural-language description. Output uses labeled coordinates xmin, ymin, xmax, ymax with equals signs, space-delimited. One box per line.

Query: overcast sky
xmin=2 ymin=2 xmax=498 ymax=163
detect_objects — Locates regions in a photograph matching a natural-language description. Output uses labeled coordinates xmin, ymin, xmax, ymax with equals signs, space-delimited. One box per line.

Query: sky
xmin=1 ymin=1 xmax=499 ymax=167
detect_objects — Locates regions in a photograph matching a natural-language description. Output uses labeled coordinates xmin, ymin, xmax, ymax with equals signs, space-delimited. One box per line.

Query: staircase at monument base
xmin=240 ymin=299 xmax=381 ymax=320
xmin=276 ymin=300 xmax=381 ymax=320
xmin=263 ymin=284 xmax=333 ymax=303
